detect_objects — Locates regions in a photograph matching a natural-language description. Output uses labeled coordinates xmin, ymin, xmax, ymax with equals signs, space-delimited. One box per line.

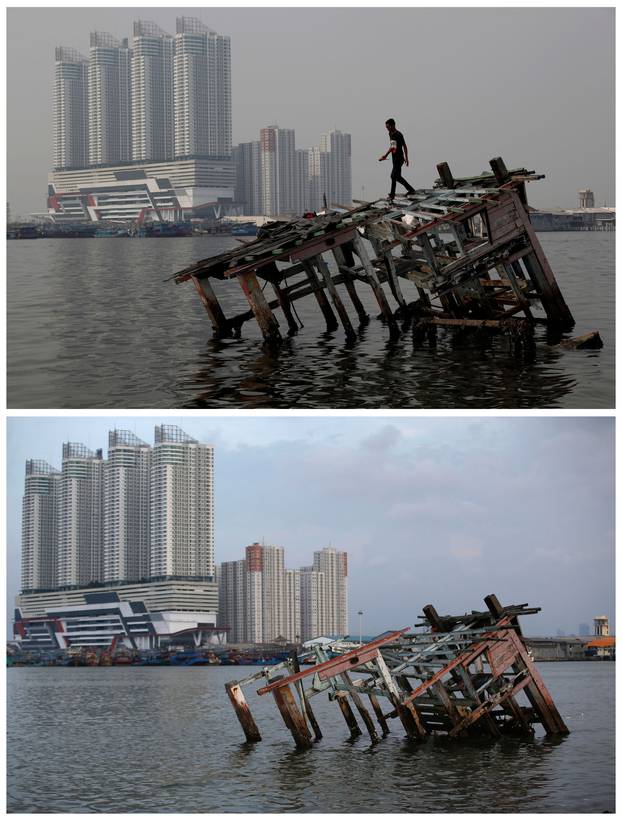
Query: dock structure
xmin=173 ymin=157 xmax=575 ymax=345
xmin=225 ymin=595 xmax=569 ymax=749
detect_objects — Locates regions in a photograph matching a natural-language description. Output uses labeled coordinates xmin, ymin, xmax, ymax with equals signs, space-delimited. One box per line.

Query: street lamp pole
xmin=358 ymin=610 xmax=363 ymax=646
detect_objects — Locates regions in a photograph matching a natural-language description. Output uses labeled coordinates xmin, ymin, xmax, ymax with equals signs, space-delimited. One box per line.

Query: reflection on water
xmin=7 ymin=663 xmax=613 ymax=813
xmin=7 ymin=233 xmax=614 ymax=408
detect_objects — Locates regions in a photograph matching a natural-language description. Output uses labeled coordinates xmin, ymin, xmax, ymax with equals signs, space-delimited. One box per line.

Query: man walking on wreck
xmin=379 ymin=118 xmax=415 ymax=200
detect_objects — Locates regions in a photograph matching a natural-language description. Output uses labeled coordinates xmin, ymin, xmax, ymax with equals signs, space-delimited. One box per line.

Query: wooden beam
xmin=225 ymin=682 xmax=262 ymax=742
xmin=236 ymin=270 xmax=282 ymax=342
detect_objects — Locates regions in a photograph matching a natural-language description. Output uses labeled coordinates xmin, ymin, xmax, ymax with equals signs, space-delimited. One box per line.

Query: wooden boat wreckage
xmin=225 ymin=594 xmax=569 ymax=749
xmin=173 ymin=157 xmax=600 ymax=349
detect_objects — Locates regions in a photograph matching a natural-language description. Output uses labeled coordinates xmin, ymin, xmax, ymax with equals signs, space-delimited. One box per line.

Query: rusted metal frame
xmin=509 ymin=191 xmax=575 ymax=327
xmin=447 ymin=674 xmax=530 ymax=738
xmin=236 ymin=269 xmax=282 ymax=342
xmin=340 ymin=671 xmax=380 ymax=742
xmin=272 ymin=684 xmax=314 ymax=749
xmin=351 ymin=234 xmax=400 ymax=335
xmin=190 ymin=275 xmax=232 ymax=337
xmin=313 ymin=254 xmax=357 ymax=339
xmin=332 ymin=246 xmax=369 ymax=322
xmin=225 ymin=681 xmax=262 ymax=743
xmin=299 ymin=259 xmax=339 ymax=331
xmin=375 ymin=651 xmax=427 ymax=740
xmin=257 ymin=629 xmax=409 ymax=696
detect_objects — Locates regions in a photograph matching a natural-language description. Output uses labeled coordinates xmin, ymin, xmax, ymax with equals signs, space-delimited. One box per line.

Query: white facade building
xmin=57 ymin=443 xmax=105 ymax=588
xmin=260 ymin=126 xmax=297 ymax=216
xmin=319 ymin=130 xmax=352 ymax=208
xmin=53 ymin=47 xmax=89 ymax=170
xmin=88 ymin=31 xmax=132 ymax=166
xmin=173 ymin=17 xmax=232 ymax=159
xmin=103 ymin=430 xmax=151 ymax=584
xmin=284 ymin=568 xmax=301 ymax=643
xmin=150 ymin=424 xmax=215 ymax=579
xmin=313 ymin=547 xmax=349 ymax=636
xmin=131 ymin=21 xmax=173 ymax=162
xmin=300 ymin=567 xmax=326 ymax=642
xmin=21 ymin=460 xmax=61 ymax=593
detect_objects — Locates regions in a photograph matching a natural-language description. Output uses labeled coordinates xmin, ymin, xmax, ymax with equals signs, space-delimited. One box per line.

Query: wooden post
xmin=332 ymin=246 xmax=369 ymax=322
xmin=272 ymin=685 xmax=314 ymax=750
xmin=300 ymin=259 xmax=339 ymax=331
xmin=369 ymin=694 xmax=390 ymax=736
xmin=191 ymin=275 xmax=230 ymax=338
xmin=351 ymin=234 xmax=399 ymax=336
xmin=225 ymin=682 xmax=262 ymax=742
xmin=289 ymin=650 xmax=322 ymax=741
xmin=375 ymin=651 xmax=426 ymax=740
xmin=341 ymin=672 xmax=379 ymax=743
xmin=510 ymin=192 xmax=575 ymax=328
xmin=236 ymin=270 xmax=282 ymax=342
xmin=437 ymin=162 xmax=456 ymax=189
xmin=335 ymin=693 xmax=363 ymax=738
xmin=313 ymin=255 xmax=356 ymax=339
xmin=271 ymin=282 xmax=299 ymax=335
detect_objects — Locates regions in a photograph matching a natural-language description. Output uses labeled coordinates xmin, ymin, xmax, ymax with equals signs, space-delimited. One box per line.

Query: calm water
xmin=7 ymin=662 xmax=614 ymax=813
xmin=7 ymin=233 xmax=614 ymax=408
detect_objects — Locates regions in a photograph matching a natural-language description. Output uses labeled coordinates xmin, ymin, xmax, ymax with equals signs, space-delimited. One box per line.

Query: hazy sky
xmin=7 ymin=415 xmax=614 ymax=638
xmin=7 ymin=6 xmax=615 ymax=217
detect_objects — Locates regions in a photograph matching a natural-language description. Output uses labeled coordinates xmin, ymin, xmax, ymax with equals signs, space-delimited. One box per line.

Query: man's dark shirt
xmin=389 ymin=130 xmax=406 ymax=164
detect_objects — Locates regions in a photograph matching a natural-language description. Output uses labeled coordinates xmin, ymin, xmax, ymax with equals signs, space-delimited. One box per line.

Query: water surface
xmin=7 ymin=662 xmax=614 ymax=813
xmin=7 ymin=232 xmax=614 ymax=408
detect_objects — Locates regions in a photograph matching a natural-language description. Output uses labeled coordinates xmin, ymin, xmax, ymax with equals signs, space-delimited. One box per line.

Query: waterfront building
xmin=88 ymin=31 xmax=132 ymax=166
xmin=218 ymin=559 xmax=247 ymax=643
xmin=300 ymin=567 xmax=326 ymax=642
xmin=260 ymin=126 xmax=297 ymax=216
xmin=284 ymin=568 xmax=301 ymax=643
xmin=313 ymin=547 xmax=348 ymax=636
xmin=53 ymin=47 xmax=89 ymax=170
xmin=233 ymin=141 xmax=262 ymax=215
xmin=103 ymin=430 xmax=151 ymax=584
xmin=173 ymin=17 xmax=232 ymax=160
xmin=131 ymin=20 xmax=174 ymax=162
xmin=14 ymin=591 xmax=220 ymax=651
xmin=150 ymin=425 xmax=215 ymax=580
xmin=21 ymin=461 xmax=62 ymax=593
xmin=594 ymin=616 xmax=610 ymax=636
xmin=47 ymin=158 xmax=235 ymax=222
xmin=578 ymin=188 xmax=595 ymax=209
xmin=57 ymin=443 xmax=105 ymax=588
xmin=319 ymin=130 xmax=352 ymax=208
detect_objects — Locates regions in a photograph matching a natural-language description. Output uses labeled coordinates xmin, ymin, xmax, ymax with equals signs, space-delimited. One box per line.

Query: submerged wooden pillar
xmin=237 ymin=270 xmax=282 ymax=342
xmin=289 ymin=650 xmax=322 ymax=741
xmin=335 ymin=693 xmax=363 ymax=738
xmin=510 ymin=192 xmax=575 ymax=328
xmin=369 ymin=694 xmax=390 ymax=736
xmin=225 ymin=682 xmax=262 ymax=743
xmin=332 ymin=246 xmax=368 ymax=322
xmin=375 ymin=651 xmax=426 ymax=741
xmin=313 ymin=255 xmax=356 ymax=339
xmin=351 ymin=235 xmax=400 ymax=336
xmin=341 ymin=672 xmax=379 ymax=743
xmin=272 ymin=685 xmax=314 ymax=750
xmin=191 ymin=275 xmax=230 ymax=338
xmin=300 ymin=260 xmax=339 ymax=331
xmin=271 ymin=282 xmax=299 ymax=335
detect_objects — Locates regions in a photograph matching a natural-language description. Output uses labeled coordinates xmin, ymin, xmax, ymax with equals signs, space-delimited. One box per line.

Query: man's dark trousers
xmin=390 ymin=159 xmax=415 ymax=197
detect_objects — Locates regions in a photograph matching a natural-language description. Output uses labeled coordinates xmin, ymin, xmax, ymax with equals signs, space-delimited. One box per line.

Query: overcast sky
xmin=7 ymin=6 xmax=615 ymax=217
xmin=7 ymin=416 xmax=614 ymax=638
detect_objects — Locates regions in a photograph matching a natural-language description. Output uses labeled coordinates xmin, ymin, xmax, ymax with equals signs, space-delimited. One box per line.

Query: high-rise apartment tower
xmin=21 ymin=461 xmax=62 ymax=592
xmin=131 ymin=21 xmax=173 ymax=162
xmin=88 ymin=31 xmax=132 ymax=166
xmin=53 ymin=47 xmax=89 ymax=170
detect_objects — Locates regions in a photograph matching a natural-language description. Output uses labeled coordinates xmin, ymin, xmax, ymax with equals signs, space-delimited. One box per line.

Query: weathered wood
xmin=437 ymin=162 xmax=456 ymax=189
xmin=341 ymin=672 xmax=380 ymax=742
xmin=335 ymin=693 xmax=363 ymax=738
xmin=558 ymin=331 xmax=603 ymax=350
xmin=191 ymin=275 xmax=230 ymax=337
xmin=272 ymin=685 xmax=314 ymax=749
xmin=271 ymin=282 xmax=299 ymax=335
xmin=313 ymin=254 xmax=356 ymax=338
xmin=351 ymin=234 xmax=400 ymax=336
xmin=225 ymin=682 xmax=262 ymax=742
xmin=300 ymin=259 xmax=339 ymax=331
xmin=237 ymin=270 xmax=282 ymax=342
xmin=289 ymin=650 xmax=322 ymax=741
xmin=369 ymin=693 xmax=390 ymax=735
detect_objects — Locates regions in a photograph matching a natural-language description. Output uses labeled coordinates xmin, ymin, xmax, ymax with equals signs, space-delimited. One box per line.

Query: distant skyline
xmin=7 ymin=416 xmax=615 ymax=638
xmin=7 ymin=6 xmax=615 ymax=216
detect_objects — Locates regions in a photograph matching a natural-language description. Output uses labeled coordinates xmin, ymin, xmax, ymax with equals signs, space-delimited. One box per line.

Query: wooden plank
xmin=225 ymin=682 xmax=262 ymax=742
xmin=191 ymin=275 xmax=230 ymax=337
xmin=341 ymin=672 xmax=379 ymax=742
xmin=300 ymin=259 xmax=339 ymax=331
xmin=313 ymin=254 xmax=356 ymax=338
xmin=351 ymin=234 xmax=400 ymax=335
xmin=335 ymin=693 xmax=362 ymax=738
xmin=272 ymin=685 xmax=313 ymax=749
xmin=236 ymin=270 xmax=282 ymax=342
xmin=447 ymin=675 xmax=530 ymax=738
